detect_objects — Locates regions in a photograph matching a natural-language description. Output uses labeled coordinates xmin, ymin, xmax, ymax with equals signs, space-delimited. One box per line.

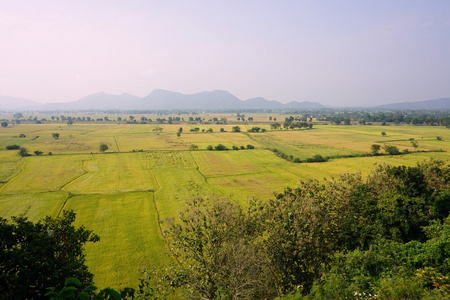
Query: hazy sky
xmin=1 ymin=1 xmax=450 ymax=106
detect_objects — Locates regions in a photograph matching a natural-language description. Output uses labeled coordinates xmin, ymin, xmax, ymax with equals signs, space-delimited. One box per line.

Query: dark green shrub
xmin=6 ymin=145 xmax=20 ymax=150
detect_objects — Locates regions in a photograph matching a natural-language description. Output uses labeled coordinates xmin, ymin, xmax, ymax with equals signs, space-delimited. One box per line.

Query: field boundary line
xmin=207 ymin=170 xmax=268 ymax=179
xmin=57 ymin=192 xmax=73 ymax=217
xmin=59 ymin=155 xmax=92 ymax=191
xmin=188 ymin=151 xmax=226 ymax=195
xmin=148 ymin=170 xmax=165 ymax=237
xmin=243 ymin=149 xmax=284 ymax=174
xmin=189 ymin=151 xmax=209 ymax=184
xmin=0 ymin=157 xmax=25 ymax=193
xmin=152 ymin=193 xmax=164 ymax=236
xmin=113 ymin=137 xmax=120 ymax=152
xmin=57 ymin=155 xmax=93 ymax=217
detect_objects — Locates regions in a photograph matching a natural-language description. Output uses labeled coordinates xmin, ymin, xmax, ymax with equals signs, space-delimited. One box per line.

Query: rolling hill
xmin=0 ymin=95 xmax=41 ymax=110
xmin=2 ymin=90 xmax=450 ymax=111
xmin=35 ymin=90 xmax=325 ymax=111
xmin=374 ymin=97 xmax=450 ymax=110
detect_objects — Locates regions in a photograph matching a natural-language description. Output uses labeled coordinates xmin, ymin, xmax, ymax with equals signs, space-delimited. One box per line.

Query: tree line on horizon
xmin=1 ymin=109 xmax=450 ymax=127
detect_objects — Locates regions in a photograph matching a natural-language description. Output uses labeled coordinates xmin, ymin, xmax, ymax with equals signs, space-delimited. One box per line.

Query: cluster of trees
xmin=272 ymin=149 xmax=327 ymax=163
xmin=275 ymin=116 xmax=314 ymax=130
xmin=248 ymin=127 xmax=267 ymax=132
xmin=317 ymin=110 xmax=450 ymax=126
xmin=5 ymin=144 xmax=20 ymax=150
xmin=236 ymin=116 xmax=254 ymax=122
xmin=283 ymin=122 xmax=313 ymax=130
xmin=8 ymin=146 xmax=47 ymax=157
xmin=189 ymin=127 xmax=213 ymax=133
xmin=206 ymin=144 xmax=255 ymax=151
xmin=4 ymin=133 xmax=61 ymax=156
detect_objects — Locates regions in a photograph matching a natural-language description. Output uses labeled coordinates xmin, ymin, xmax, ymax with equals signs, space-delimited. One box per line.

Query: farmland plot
xmin=149 ymin=151 xmax=217 ymax=217
xmin=248 ymin=130 xmax=358 ymax=159
xmin=64 ymin=192 xmax=169 ymax=290
xmin=0 ymin=192 xmax=67 ymax=221
xmin=63 ymin=153 xmax=158 ymax=194
xmin=115 ymin=134 xmax=188 ymax=151
xmin=0 ymin=151 xmax=22 ymax=188
xmin=191 ymin=150 xmax=265 ymax=177
xmin=0 ymin=155 xmax=90 ymax=193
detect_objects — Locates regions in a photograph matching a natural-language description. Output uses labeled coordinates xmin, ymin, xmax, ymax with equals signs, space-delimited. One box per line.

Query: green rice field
xmin=1 ymin=117 xmax=449 ymax=289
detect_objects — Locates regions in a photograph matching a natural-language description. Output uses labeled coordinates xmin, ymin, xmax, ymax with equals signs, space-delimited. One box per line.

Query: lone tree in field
xmin=99 ymin=143 xmax=108 ymax=152
xmin=34 ymin=150 xmax=43 ymax=156
xmin=381 ymin=131 xmax=387 ymax=136
xmin=18 ymin=147 xmax=29 ymax=157
xmin=13 ymin=112 xmax=23 ymax=119
xmin=52 ymin=133 xmax=60 ymax=139
xmin=232 ymin=126 xmax=241 ymax=132
xmin=410 ymin=140 xmax=419 ymax=149
xmin=383 ymin=144 xmax=400 ymax=155
xmin=1 ymin=121 xmax=8 ymax=128
xmin=371 ymin=144 xmax=381 ymax=155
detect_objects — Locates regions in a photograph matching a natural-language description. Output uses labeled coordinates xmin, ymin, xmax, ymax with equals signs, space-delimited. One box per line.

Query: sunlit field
xmin=1 ymin=115 xmax=449 ymax=289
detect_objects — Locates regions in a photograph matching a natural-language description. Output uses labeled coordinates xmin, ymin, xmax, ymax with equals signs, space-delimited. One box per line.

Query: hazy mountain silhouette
xmin=0 ymin=95 xmax=41 ymax=110
xmin=40 ymin=93 xmax=142 ymax=110
xmin=37 ymin=89 xmax=324 ymax=111
xmin=140 ymin=89 xmax=244 ymax=110
xmin=1 ymin=90 xmax=450 ymax=111
xmin=374 ymin=98 xmax=450 ymax=110
xmin=243 ymin=97 xmax=288 ymax=109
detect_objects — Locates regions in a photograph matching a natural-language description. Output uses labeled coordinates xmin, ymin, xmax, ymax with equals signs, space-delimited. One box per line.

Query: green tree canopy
xmin=0 ymin=210 xmax=99 ymax=299
xmin=161 ymin=159 xmax=450 ymax=297
xmin=99 ymin=143 xmax=108 ymax=152
xmin=163 ymin=197 xmax=278 ymax=299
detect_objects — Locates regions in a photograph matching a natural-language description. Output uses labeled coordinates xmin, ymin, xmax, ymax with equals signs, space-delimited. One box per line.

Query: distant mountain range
xmin=374 ymin=97 xmax=450 ymax=110
xmin=1 ymin=90 xmax=449 ymax=111
xmin=0 ymin=95 xmax=42 ymax=110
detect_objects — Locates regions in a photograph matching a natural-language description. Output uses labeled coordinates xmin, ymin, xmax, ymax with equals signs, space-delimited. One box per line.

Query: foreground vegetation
xmin=0 ymin=111 xmax=449 ymax=297
xmin=2 ymin=159 xmax=449 ymax=299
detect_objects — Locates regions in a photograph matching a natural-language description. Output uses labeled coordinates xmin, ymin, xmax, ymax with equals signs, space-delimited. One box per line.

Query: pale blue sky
xmin=1 ymin=1 xmax=449 ymax=106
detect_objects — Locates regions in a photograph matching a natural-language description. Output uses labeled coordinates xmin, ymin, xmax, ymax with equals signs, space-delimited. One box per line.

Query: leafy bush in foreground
xmin=0 ymin=210 xmax=99 ymax=299
xmin=161 ymin=159 xmax=450 ymax=298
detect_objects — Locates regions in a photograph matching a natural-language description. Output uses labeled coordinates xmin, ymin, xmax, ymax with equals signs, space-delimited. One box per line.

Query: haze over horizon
xmin=1 ymin=1 xmax=450 ymax=107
